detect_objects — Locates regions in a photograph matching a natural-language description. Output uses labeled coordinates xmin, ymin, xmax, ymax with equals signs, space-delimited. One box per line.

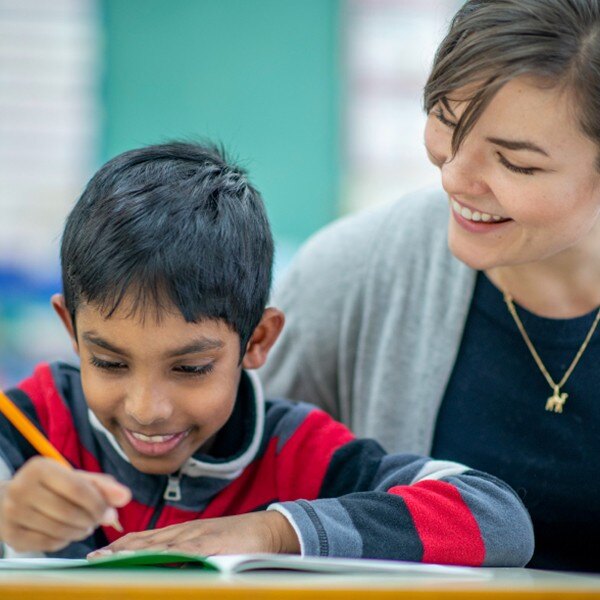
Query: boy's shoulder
xmin=3 ymin=361 xmax=87 ymax=435
xmin=4 ymin=361 xmax=81 ymax=408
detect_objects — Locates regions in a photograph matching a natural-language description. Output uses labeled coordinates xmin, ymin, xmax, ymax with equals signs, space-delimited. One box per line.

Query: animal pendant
xmin=546 ymin=390 xmax=568 ymax=413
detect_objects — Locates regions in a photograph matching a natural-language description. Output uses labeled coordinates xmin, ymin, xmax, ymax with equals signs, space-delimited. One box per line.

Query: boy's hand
xmin=0 ymin=457 xmax=131 ymax=553
xmin=88 ymin=511 xmax=300 ymax=558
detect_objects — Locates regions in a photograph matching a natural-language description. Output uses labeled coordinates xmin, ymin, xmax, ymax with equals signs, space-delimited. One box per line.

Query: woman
xmin=261 ymin=0 xmax=600 ymax=572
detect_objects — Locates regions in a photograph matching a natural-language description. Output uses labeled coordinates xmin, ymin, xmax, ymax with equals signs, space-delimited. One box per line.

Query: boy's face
xmin=52 ymin=295 xmax=283 ymax=476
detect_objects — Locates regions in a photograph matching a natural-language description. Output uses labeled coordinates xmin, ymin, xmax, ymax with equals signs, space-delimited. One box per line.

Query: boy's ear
xmin=242 ymin=308 xmax=285 ymax=370
xmin=51 ymin=293 xmax=79 ymax=355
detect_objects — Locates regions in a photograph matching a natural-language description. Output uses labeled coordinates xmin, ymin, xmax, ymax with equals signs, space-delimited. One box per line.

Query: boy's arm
xmin=267 ymin=404 xmax=534 ymax=567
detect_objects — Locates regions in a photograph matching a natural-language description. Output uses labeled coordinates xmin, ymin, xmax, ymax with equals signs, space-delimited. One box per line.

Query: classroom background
xmin=0 ymin=0 xmax=458 ymax=387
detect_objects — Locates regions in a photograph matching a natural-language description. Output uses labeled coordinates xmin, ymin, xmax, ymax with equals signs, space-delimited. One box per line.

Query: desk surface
xmin=1 ymin=567 xmax=600 ymax=600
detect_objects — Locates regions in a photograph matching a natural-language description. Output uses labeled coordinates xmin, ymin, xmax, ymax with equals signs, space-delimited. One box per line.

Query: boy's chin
xmin=126 ymin=452 xmax=189 ymax=476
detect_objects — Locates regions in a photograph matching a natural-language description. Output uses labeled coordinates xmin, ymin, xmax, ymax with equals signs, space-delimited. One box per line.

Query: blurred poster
xmin=342 ymin=0 xmax=459 ymax=213
xmin=0 ymin=0 xmax=99 ymax=385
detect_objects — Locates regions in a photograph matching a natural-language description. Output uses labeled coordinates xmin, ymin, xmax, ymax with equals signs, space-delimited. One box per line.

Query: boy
xmin=0 ymin=142 xmax=534 ymax=565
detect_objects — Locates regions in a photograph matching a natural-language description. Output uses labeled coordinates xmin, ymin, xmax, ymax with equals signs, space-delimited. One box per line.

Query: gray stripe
xmin=372 ymin=454 xmax=428 ymax=491
xmin=446 ymin=473 xmax=534 ymax=567
xmin=274 ymin=498 xmax=363 ymax=558
xmin=272 ymin=402 xmax=314 ymax=453
xmin=270 ymin=501 xmax=322 ymax=556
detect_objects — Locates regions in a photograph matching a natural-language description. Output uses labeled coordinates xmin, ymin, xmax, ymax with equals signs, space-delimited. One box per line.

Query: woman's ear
xmin=242 ymin=308 xmax=285 ymax=370
xmin=51 ymin=294 xmax=79 ymax=355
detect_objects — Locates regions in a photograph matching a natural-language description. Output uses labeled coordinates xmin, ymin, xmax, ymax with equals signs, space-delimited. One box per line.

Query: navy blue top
xmin=432 ymin=272 xmax=600 ymax=572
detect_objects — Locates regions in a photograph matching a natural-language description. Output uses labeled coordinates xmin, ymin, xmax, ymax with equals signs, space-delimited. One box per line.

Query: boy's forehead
xmin=80 ymin=296 xmax=182 ymax=326
xmin=76 ymin=300 xmax=238 ymax=351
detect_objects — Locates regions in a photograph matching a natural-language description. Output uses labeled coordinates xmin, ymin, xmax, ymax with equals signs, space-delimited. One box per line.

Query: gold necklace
xmin=502 ymin=289 xmax=600 ymax=413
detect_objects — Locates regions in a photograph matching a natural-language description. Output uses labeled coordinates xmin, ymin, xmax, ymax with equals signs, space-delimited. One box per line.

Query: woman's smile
xmin=450 ymin=196 xmax=513 ymax=233
xmin=424 ymin=76 xmax=600 ymax=271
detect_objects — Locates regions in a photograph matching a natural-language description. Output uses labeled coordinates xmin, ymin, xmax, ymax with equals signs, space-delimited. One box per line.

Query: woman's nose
xmin=124 ymin=380 xmax=173 ymax=426
xmin=440 ymin=151 xmax=490 ymax=198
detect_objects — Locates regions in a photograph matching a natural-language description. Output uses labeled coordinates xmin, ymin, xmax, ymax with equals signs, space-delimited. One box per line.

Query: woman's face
xmin=424 ymin=76 xmax=600 ymax=271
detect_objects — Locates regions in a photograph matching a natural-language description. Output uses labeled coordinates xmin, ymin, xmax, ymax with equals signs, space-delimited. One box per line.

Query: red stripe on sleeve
xmin=388 ymin=479 xmax=486 ymax=566
xmin=276 ymin=409 xmax=355 ymax=501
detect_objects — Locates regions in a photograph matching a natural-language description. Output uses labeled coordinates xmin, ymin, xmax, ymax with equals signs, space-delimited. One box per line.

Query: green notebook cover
xmin=0 ymin=551 xmax=216 ymax=570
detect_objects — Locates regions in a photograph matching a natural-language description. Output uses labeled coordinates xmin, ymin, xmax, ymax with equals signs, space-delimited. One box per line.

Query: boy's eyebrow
xmin=82 ymin=333 xmax=129 ymax=357
xmin=81 ymin=333 xmax=224 ymax=357
xmin=166 ymin=339 xmax=225 ymax=357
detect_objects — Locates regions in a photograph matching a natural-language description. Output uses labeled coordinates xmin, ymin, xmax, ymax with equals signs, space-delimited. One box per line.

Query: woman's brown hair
xmin=424 ymin=0 xmax=600 ymax=164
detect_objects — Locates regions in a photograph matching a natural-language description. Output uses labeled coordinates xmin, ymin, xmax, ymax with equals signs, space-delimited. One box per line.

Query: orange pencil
xmin=0 ymin=389 xmax=123 ymax=532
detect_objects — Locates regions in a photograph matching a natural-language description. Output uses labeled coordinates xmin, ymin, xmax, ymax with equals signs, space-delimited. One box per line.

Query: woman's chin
xmin=447 ymin=230 xmax=506 ymax=272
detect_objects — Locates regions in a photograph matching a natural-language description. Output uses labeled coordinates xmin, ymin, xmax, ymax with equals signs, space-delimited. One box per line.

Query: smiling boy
xmin=0 ymin=142 xmax=534 ymax=565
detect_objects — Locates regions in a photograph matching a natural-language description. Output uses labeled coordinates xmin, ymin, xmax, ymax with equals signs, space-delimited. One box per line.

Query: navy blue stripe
xmin=319 ymin=439 xmax=386 ymax=497
xmin=338 ymin=493 xmax=424 ymax=561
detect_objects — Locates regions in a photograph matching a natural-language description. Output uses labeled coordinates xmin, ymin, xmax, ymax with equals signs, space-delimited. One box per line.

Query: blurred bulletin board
xmin=343 ymin=0 xmax=460 ymax=214
xmin=0 ymin=0 xmax=100 ymax=387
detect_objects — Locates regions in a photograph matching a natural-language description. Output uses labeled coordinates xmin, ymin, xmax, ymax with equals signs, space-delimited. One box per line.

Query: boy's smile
xmin=57 ymin=295 xmax=248 ymax=475
xmin=122 ymin=427 xmax=192 ymax=457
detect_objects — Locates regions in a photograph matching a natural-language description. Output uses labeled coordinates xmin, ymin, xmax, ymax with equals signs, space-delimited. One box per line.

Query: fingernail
xmin=88 ymin=549 xmax=112 ymax=559
xmin=101 ymin=507 xmax=118 ymax=525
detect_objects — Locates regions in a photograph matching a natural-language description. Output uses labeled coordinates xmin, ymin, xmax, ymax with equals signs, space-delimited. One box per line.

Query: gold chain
xmin=502 ymin=290 xmax=600 ymax=413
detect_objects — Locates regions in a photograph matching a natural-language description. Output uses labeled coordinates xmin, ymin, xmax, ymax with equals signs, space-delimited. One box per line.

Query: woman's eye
xmin=89 ymin=356 xmax=127 ymax=371
xmin=433 ymin=107 xmax=456 ymax=129
xmin=174 ymin=364 xmax=214 ymax=377
xmin=497 ymin=152 xmax=538 ymax=176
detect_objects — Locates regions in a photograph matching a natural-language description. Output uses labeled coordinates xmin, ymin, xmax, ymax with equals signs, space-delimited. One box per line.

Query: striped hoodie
xmin=0 ymin=362 xmax=534 ymax=565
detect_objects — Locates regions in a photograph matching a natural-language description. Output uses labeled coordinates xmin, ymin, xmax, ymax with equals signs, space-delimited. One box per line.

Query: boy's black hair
xmin=61 ymin=141 xmax=273 ymax=355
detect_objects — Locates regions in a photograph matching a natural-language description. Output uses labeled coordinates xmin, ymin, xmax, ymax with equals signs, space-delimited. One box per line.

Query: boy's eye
xmin=89 ymin=356 xmax=127 ymax=371
xmin=174 ymin=364 xmax=214 ymax=377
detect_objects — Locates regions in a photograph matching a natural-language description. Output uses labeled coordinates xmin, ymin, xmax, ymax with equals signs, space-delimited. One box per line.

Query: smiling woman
xmin=425 ymin=76 xmax=600 ymax=279
xmin=261 ymin=0 xmax=600 ymax=573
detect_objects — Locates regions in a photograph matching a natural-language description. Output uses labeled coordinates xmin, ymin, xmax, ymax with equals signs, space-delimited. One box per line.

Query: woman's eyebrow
xmin=486 ymin=137 xmax=550 ymax=157
xmin=440 ymin=97 xmax=456 ymax=117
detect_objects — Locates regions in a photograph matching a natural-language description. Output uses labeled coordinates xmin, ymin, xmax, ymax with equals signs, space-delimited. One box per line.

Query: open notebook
xmin=0 ymin=551 xmax=490 ymax=577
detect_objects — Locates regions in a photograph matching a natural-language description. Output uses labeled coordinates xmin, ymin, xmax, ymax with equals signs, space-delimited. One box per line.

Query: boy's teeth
xmin=452 ymin=200 xmax=504 ymax=223
xmin=131 ymin=432 xmax=176 ymax=443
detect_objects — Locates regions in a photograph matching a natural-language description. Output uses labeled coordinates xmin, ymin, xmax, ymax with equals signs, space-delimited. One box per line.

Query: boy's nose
xmin=124 ymin=382 xmax=174 ymax=426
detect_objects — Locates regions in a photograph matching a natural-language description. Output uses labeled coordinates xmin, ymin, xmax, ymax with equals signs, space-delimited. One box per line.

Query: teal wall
xmin=101 ymin=0 xmax=341 ymax=249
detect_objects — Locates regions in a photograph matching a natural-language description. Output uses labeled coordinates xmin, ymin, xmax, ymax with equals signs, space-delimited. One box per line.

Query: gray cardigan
xmin=260 ymin=187 xmax=477 ymax=454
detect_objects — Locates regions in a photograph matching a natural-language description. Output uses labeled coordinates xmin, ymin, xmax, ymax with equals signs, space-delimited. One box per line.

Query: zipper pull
xmin=163 ymin=473 xmax=182 ymax=502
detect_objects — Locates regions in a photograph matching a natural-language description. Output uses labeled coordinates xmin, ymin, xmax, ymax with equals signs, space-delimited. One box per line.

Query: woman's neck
xmin=486 ymin=229 xmax=600 ymax=319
